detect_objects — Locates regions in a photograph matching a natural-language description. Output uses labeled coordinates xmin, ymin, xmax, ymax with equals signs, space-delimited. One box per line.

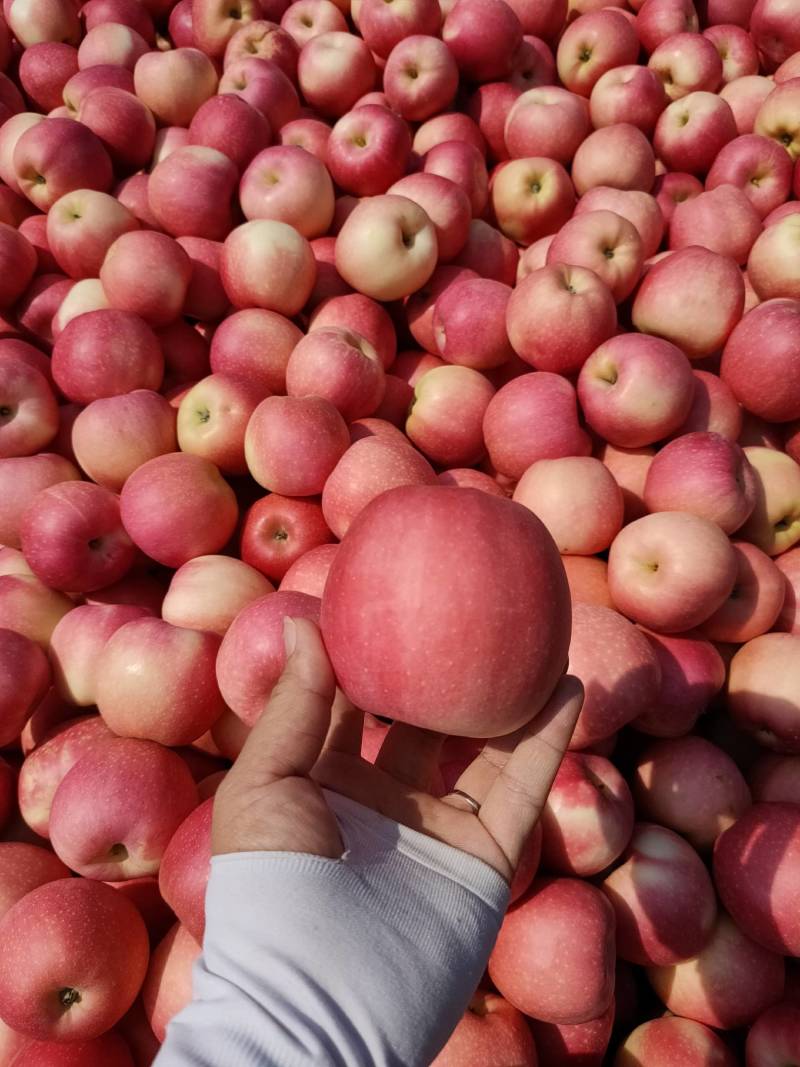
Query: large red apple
xmin=321 ymin=485 xmax=571 ymax=736
xmin=431 ymin=990 xmax=538 ymax=1066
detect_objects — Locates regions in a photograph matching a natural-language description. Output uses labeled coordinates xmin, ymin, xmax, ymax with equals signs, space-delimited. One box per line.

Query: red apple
xmin=383 ymin=35 xmax=459 ymax=121
xmin=547 ymin=209 xmax=644 ymax=302
xmin=616 ymin=1017 xmax=738 ymax=1067
xmin=49 ymin=736 xmax=198 ymax=879
xmin=210 ymin=307 xmax=302 ymax=394
xmin=746 ymin=1003 xmax=800 ymax=1067
xmin=133 ymin=47 xmax=218 ymax=127
xmin=431 ymin=990 xmax=538 ymax=1066
xmin=321 ymin=485 xmax=570 ymax=736
xmin=142 ymin=923 xmax=201 ymax=1043
xmin=530 ymin=1004 xmax=614 ymax=1067
xmin=241 ymin=494 xmax=333 ymax=582
xmin=101 ymin=231 xmax=192 ymax=329
xmin=216 ymin=589 xmax=321 ymax=725
xmin=158 ymin=797 xmax=212 ymax=942
xmin=310 ymin=293 xmax=397 ymax=369
xmin=162 ymin=555 xmax=273 ymax=636
xmin=280 ymin=543 xmax=339 ymax=597
xmin=504 ymin=85 xmax=590 ymax=164
xmin=10 ymin=1031 xmax=136 ymax=1066
xmin=297 ymin=31 xmax=376 ymax=117
xmin=489 ymin=877 xmax=615 ymax=1024
xmin=406 ymin=365 xmax=494 ymax=466
xmin=221 ymin=219 xmax=315 ymax=315
xmin=12 ymin=117 xmax=112 ymax=211
xmin=0 ymin=878 xmax=149 ymax=1041
xmin=0 ymin=358 xmax=58 ymax=460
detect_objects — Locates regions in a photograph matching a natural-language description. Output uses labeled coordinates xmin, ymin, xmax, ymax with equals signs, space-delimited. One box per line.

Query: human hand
xmin=212 ymin=617 xmax=583 ymax=883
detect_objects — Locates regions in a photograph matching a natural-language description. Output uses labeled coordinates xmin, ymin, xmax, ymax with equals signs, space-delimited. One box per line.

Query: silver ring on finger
xmin=445 ymin=789 xmax=481 ymax=815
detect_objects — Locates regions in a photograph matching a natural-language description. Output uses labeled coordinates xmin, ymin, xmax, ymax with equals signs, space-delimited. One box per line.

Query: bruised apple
xmin=321 ymin=486 xmax=571 ymax=736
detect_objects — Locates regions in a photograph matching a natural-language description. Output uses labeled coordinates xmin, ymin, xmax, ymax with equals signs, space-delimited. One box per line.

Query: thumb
xmin=230 ymin=616 xmax=337 ymax=787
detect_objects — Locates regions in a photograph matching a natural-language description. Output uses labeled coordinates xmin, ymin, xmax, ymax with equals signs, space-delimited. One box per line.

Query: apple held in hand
xmin=321 ymin=485 xmax=571 ymax=736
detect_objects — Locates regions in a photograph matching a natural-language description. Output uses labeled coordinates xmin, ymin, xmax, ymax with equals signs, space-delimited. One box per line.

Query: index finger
xmin=477 ymin=675 xmax=584 ymax=871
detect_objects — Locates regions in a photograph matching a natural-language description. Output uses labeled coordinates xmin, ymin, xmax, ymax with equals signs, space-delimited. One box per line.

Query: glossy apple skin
xmin=430 ymin=990 xmax=538 ymax=1067
xmin=648 ymin=912 xmax=785 ymax=1030
xmin=714 ymin=802 xmax=800 ymax=957
xmin=241 ymin=495 xmax=333 ymax=582
xmin=616 ymin=1017 xmax=738 ymax=1067
xmin=48 ymin=736 xmax=198 ymax=880
xmin=142 ymin=922 xmax=201 ymax=1044
xmin=0 ymin=878 xmax=150 ymax=1041
xmin=489 ymin=877 xmax=616 ymax=1025
xmin=602 ymin=822 xmax=717 ymax=966
xmin=216 ymin=590 xmax=321 ymax=725
xmin=608 ymin=511 xmax=737 ymax=634
xmin=321 ymin=485 xmax=571 ymax=736
xmin=158 ymin=797 xmax=213 ymax=943
xmin=120 ymin=453 xmax=239 ymax=569
xmin=94 ymin=618 xmax=226 ymax=747
xmin=746 ymin=1003 xmax=800 ymax=1067
xmin=540 ymin=750 xmax=634 ymax=876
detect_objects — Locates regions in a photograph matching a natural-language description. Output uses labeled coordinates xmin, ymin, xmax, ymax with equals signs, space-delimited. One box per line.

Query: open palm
xmin=212 ymin=617 xmax=583 ymax=884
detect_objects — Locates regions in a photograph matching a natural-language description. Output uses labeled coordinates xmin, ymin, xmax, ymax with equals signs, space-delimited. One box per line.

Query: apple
xmin=147 ymin=146 xmax=239 ymax=244
xmin=187 ymin=95 xmax=271 ymax=175
xmin=223 ymin=20 xmax=299 ymax=76
xmin=241 ymin=494 xmax=333 ymax=583
xmin=280 ymin=115 xmax=332 ymax=160
xmin=483 ymin=372 xmax=591 ymax=480
xmin=775 ymin=546 xmax=800 ymax=632
xmin=648 ymin=32 xmax=723 ymax=100
xmin=572 ymin=123 xmax=656 ymax=196
xmin=120 ymin=452 xmax=238 ymax=569
xmin=158 ymin=797 xmax=212 ymax=942
xmin=504 ymin=85 xmax=590 ymax=163
xmin=634 ymin=735 xmax=752 ymax=850
xmin=49 ymin=604 xmax=150 ymax=707
xmin=489 ymin=877 xmax=615 ymax=1024
xmin=574 ymin=187 xmax=665 ymax=259
xmin=633 ymin=626 xmax=726 ymax=736
xmin=239 ymin=144 xmax=334 ymax=238
xmin=589 ymin=64 xmax=668 ymax=134
xmin=566 ymin=602 xmax=661 ymax=749
xmin=0 ymin=843 xmax=70 ymax=924
xmin=321 ymin=434 xmax=437 ymax=538
xmin=210 ymin=308 xmax=302 ymax=395
xmin=83 ymin=0 xmax=155 ymax=40
xmin=546 ymin=209 xmax=644 ymax=302
xmin=335 ymin=194 xmax=437 ymax=301
xmin=280 ymin=543 xmax=339 ymax=596
xmin=77 ymin=20 xmax=148 ymax=69
xmin=700 ymin=540 xmax=786 ymax=643
xmin=450 ymin=220 xmax=518 ymax=287
xmin=616 ymin=1017 xmax=738 ymax=1067
xmin=750 ymin=753 xmax=800 ymax=804
xmin=513 ymin=457 xmax=623 ymax=555
xmin=654 ymin=90 xmax=738 ymax=175
xmin=648 ymin=912 xmax=785 ymax=1029
xmin=221 ymin=219 xmax=315 ymax=315
xmin=0 ymin=572 xmax=73 ymax=649
xmin=754 ymin=78 xmax=800 ymax=161
xmin=383 ymin=35 xmax=459 ymax=121
xmin=442 ymin=0 xmax=522 ymax=83
xmin=727 ymin=632 xmax=800 ymax=751
xmin=0 ymin=224 xmax=35 ymax=308
xmin=387 ymin=174 xmax=471 ymax=265
xmin=747 ymin=217 xmax=800 ymax=301
xmin=49 ymin=735 xmax=198 ymax=879
xmin=431 ymin=990 xmax=538 ymax=1067
xmin=714 ymin=802 xmax=800 ymax=957
xmin=100 ymin=231 xmax=192 ymax=329
xmin=720 ymin=73 xmax=775 ymax=134
xmin=71 ymin=390 xmax=176 ymax=492
xmin=322 ymin=485 xmax=569 ymax=735
xmin=0 ymin=878 xmax=149 ymax=1041
xmin=490 ymin=156 xmax=576 ymax=246
xmin=405 ymin=365 xmax=494 ymax=466
xmin=506 ymin=264 xmax=616 ymax=375
xmin=286 ymin=327 xmax=386 ymax=421
xmin=297 ymin=31 xmax=376 ymax=116
xmin=142 ymin=923 xmax=201 ymax=1043
xmin=636 ymin=0 xmax=699 ymax=54
xmin=176 ymin=373 xmax=262 ymax=476
xmin=13 ymin=117 xmax=112 ymax=211
xmin=133 ymin=47 xmax=217 ymax=127
xmin=531 ymin=1004 xmax=614 ymax=1067
xmin=670 ymin=185 xmax=762 ymax=264
xmin=51 ymin=280 xmax=110 ymax=339
xmin=556 ymin=10 xmax=639 ymax=97
xmin=19 ymin=480 xmax=135 ymax=595
xmin=632 ymin=246 xmax=745 ymax=358
xmin=602 ymin=822 xmax=717 ymax=965
xmin=653 ymin=169 xmax=703 ymax=223
xmin=0 ymin=627 xmax=49 ymax=746
xmin=738 ymin=446 xmax=800 ymax=556
xmin=608 ymin=511 xmax=737 ymax=632
xmin=746 ymin=1003 xmax=800 ymax=1067
xmin=162 ymin=555 xmax=273 ymax=636
xmin=310 ymin=293 xmax=396 ymax=370
xmin=0 ymin=358 xmax=59 ymax=459
xmin=245 ymin=394 xmax=350 ymax=496
xmin=578 ymin=333 xmax=694 ymax=448
xmin=10 ymin=1032 xmax=136 ymax=1066
xmin=643 ymin=432 xmax=756 ymax=534
xmin=216 ymin=589 xmax=321 ymax=725
xmin=281 ymin=0 xmax=348 ymax=46
xmin=45 ymin=190 xmax=137 ymax=283
xmin=539 ymin=750 xmax=633 ymax=875
xmin=94 ymin=617 xmax=226 ymax=746
xmin=426 ymin=277 xmax=512 ymax=370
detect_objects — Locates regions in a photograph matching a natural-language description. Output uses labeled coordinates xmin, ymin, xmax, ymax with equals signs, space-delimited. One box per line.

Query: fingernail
xmin=283 ymin=616 xmax=297 ymax=658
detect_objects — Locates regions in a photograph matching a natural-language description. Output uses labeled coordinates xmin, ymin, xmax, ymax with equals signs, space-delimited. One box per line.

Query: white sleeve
xmin=155 ymin=790 xmax=510 ymax=1067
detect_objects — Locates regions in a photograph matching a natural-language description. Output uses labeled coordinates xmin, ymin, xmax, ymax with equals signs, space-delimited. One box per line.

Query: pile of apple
xmin=0 ymin=0 xmax=799 ymax=1057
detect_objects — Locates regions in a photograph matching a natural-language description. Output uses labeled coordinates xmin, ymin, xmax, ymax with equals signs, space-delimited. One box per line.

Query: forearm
xmin=155 ymin=791 xmax=509 ymax=1067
